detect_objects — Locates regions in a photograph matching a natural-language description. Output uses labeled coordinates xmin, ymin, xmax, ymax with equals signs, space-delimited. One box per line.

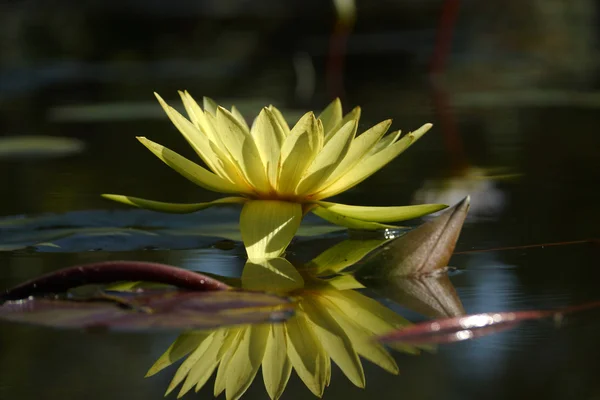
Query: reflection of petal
xmin=225 ymin=324 xmax=269 ymax=400
xmin=180 ymin=329 xmax=226 ymax=396
xmin=378 ymin=274 xmax=465 ymax=319
xmin=166 ymin=331 xmax=215 ymax=396
xmin=285 ymin=312 xmax=328 ymax=397
xmin=304 ymin=298 xmax=365 ymax=388
xmin=306 ymin=239 xmax=388 ymax=274
xmin=146 ymin=331 xmax=207 ymax=377
xmin=262 ymin=324 xmax=292 ymax=400
xmin=323 ymin=299 xmax=399 ymax=375
xmin=214 ymin=328 xmax=244 ymax=397
xmin=242 ymin=258 xmax=304 ymax=292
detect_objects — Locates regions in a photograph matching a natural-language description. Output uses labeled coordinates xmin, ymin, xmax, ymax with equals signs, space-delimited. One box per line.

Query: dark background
xmin=1 ymin=0 xmax=599 ymax=399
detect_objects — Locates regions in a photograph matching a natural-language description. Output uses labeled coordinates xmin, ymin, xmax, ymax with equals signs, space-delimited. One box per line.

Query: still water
xmin=1 ymin=1 xmax=600 ymax=399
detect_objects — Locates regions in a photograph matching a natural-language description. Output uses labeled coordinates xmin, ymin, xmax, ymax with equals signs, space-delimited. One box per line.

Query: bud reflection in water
xmin=147 ymin=239 xmax=420 ymax=400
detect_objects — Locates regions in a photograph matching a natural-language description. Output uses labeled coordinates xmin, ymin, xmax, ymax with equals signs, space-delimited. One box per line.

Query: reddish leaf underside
xmin=1 ymin=261 xmax=229 ymax=301
xmin=0 ymin=289 xmax=293 ymax=331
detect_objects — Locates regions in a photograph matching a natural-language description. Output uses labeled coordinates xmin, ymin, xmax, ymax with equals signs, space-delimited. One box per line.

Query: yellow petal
xmin=303 ymin=299 xmax=365 ymax=388
xmin=180 ymin=329 xmax=227 ymax=396
xmin=311 ymin=205 xmax=397 ymax=230
xmin=146 ymin=331 xmax=206 ymax=377
xmin=231 ymin=105 xmax=250 ymax=132
xmin=101 ymin=194 xmax=247 ymax=214
xmin=315 ymin=201 xmax=447 ymax=223
xmin=324 ymin=106 xmax=361 ymax=144
xmin=306 ymin=238 xmax=388 ymax=275
xmin=367 ymin=129 xmax=402 ymax=156
xmin=322 ymin=120 xmax=391 ymax=188
xmin=262 ymin=323 xmax=292 ymax=400
xmin=295 ymin=119 xmax=357 ymax=195
xmin=156 ymin=94 xmax=250 ymax=187
xmin=136 ymin=136 xmax=242 ymax=194
xmin=317 ymin=297 xmax=398 ymax=374
xmin=318 ymin=98 xmax=342 ymax=134
xmin=240 ymin=200 xmax=302 ymax=260
xmin=319 ymin=275 xmax=365 ymax=290
xmin=177 ymin=91 xmax=205 ymax=131
xmin=251 ymin=108 xmax=286 ymax=188
xmin=217 ymin=106 xmax=271 ymax=194
xmin=165 ymin=331 xmax=213 ymax=396
xmin=285 ymin=312 xmax=328 ymax=397
xmin=203 ymin=96 xmax=218 ymax=116
xmin=322 ymin=291 xmax=419 ymax=355
xmin=242 ymin=258 xmax=304 ymax=292
xmin=268 ymin=105 xmax=291 ymax=136
xmin=321 ymin=290 xmax=410 ymax=333
xmin=225 ymin=324 xmax=269 ymax=400
xmin=214 ymin=328 xmax=244 ymax=396
xmin=314 ymin=123 xmax=432 ymax=199
xmin=276 ymin=113 xmax=321 ymax=195
xmin=179 ymin=91 xmax=226 ymax=149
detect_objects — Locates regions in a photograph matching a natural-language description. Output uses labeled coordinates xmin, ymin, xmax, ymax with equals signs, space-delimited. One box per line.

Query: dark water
xmin=1 ymin=1 xmax=600 ymax=399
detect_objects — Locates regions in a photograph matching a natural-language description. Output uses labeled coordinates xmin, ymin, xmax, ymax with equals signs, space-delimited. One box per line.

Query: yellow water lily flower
xmin=102 ymin=93 xmax=446 ymax=260
xmin=147 ymin=256 xmax=417 ymax=400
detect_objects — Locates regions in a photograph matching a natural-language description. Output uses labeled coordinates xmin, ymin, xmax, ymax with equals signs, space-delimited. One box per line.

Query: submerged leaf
xmin=0 ymin=290 xmax=293 ymax=331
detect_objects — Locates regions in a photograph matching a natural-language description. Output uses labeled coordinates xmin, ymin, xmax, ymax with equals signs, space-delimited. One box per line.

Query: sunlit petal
xmin=231 ymin=105 xmax=250 ymax=132
xmin=226 ymin=324 xmax=269 ymax=400
xmin=136 ymin=136 xmax=242 ymax=194
xmin=268 ymin=105 xmax=291 ymax=136
xmin=311 ymin=205 xmax=398 ymax=230
xmin=322 ymin=120 xmax=391 ymax=187
xmin=276 ymin=113 xmax=321 ymax=195
xmin=303 ymin=298 xmax=365 ymax=388
xmin=324 ymin=106 xmax=361 ymax=144
xmin=315 ymin=201 xmax=447 ymax=223
xmin=263 ymin=324 xmax=292 ymax=400
xmin=285 ymin=311 xmax=328 ymax=397
xmin=242 ymin=258 xmax=304 ymax=292
xmin=101 ymin=195 xmax=247 ymax=214
xmin=203 ymin=96 xmax=219 ymax=116
xmin=314 ymin=123 xmax=432 ymax=199
xmin=156 ymin=93 xmax=250 ymax=187
xmin=217 ymin=107 xmax=272 ymax=194
xmin=318 ymin=98 xmax=342 ymax=134
xmin=295 ymin=119 xmax=357 ymax=195
xmin=146 ymin=331 xmax=206 ymax=377
xmin=367 ymin=129 xmax=402 ymax=156
xmin=252 ymin=108 xmax=286 ymax=188
xmin=240 ymin=200 xmax=302 ymax=260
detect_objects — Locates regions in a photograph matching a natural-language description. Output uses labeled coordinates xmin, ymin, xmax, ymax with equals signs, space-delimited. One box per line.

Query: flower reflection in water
xmin=147 ymin=240 xmax=419 ymax=400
